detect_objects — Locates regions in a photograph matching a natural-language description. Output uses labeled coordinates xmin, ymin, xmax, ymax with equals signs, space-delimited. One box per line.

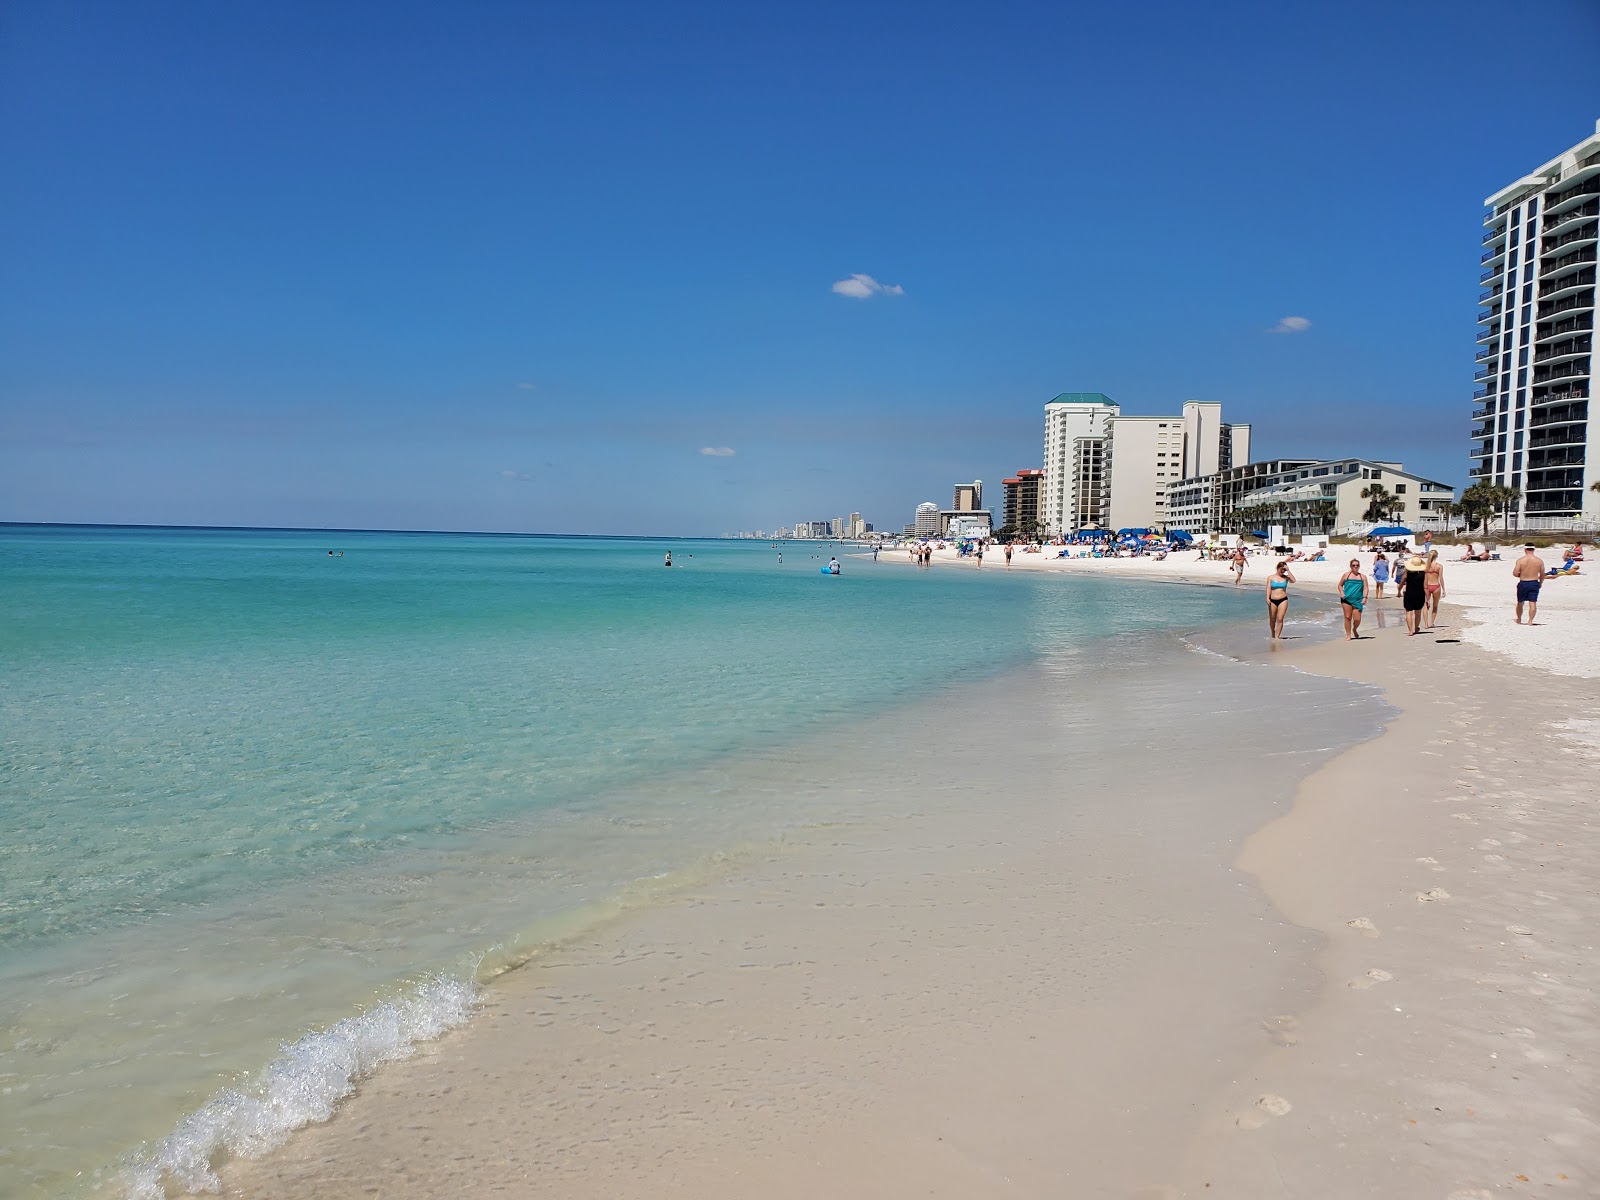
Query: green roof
xmin=1047 ymin=392 xmax=1115 ymax=405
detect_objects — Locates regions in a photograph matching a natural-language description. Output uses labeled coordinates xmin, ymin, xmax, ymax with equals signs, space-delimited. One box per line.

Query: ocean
xmin=0 ymin=525 xmax=1370 ymax=1198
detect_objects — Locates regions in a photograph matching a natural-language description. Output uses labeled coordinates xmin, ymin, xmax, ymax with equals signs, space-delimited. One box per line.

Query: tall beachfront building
xmin=952 ymin=480 xmax=983 ymax=511
xmin=1104 ymin=415 xmax=1187 ymax=531
xmin=1041 ymin=394 xmax=1119 ymax=533
xmin=1001 ymin=469 xmax=1043 ymax=530
xmin=1475 ymin=120 xmax=1600 ymax=522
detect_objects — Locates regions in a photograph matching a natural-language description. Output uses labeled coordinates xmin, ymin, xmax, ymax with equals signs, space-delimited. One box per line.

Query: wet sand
xmin=219 ymin=595 xmax=1599 ymax=1199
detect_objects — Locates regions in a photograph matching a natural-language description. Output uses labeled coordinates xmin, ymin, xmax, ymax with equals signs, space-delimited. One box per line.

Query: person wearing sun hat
xmin=1401 ymin=552 xmax=1428 ymax=635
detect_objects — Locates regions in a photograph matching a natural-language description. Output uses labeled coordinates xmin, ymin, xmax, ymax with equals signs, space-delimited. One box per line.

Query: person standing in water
xmin=1233 ymin=546 xmax=1247 ymax=585
xmin=1337 ymin=558 xmax=1368 ymax=640
xmin=1423 ymin=549 xmax=1445 ymax=630
xmin=1266 ymin=560 xmax=1295 ymax=640
xmin=664 ymin=550 xmax=672 ymax=567
xmin=1371 ymin=552 xmax=1390 ymax=598
xmin=1004 ymin=542 xmax=1013 ymax=568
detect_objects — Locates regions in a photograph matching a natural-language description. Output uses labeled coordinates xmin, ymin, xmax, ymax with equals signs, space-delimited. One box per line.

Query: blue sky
xmin=3 ymin=0 xmax=1598 ymax=535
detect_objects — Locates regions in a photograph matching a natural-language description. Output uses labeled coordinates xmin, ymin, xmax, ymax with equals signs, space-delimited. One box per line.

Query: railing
xmin=1542 ymin=222 xmax=1599 ymax=254
xmin=1538 ymin=268 xmax=1596 ymax=298
xmin=1481 ymin=248 xmax=1503 ymax=265
xmin=1467 ymin=466 xmax=1490 ymax=478
xmin=1534 ymin=335 xmax=1593 ymax=361
xmin=1475 ymin=347 xmax=1496 ymax=362
xmin=1530 ymin=403 xmax=1589 ymax=427
xmin=1473 ymin=386 xmax=1490 ymax=399
xmin=1469 ymin=423 xmax=1493 ymax=438
xmin=1536 ymin=313 xmax=1593 ymax=341
xmin=1528 ymin=447 xmax=1587 ymax=466
xmin=1479 ymin=268 xmax=1499 ymax=284
xmin=1547 ymin=177 xmax=1600 ymax=208
xmin=1514 ymin=515 xmax=1600 ymax=531
xmin=1543 ymin=200 xmax=1599 ymax=234
xmin=1538 ymin=247 xmax=1597 ymax=278
xmin=1538 ymin=293 xmax=1596 ymax=320
xmin=1472 ymin=405 xmax=1493 ymax=419
xmin=1482 ymin=224 xmax=1507 ymax=244
xmin=1473 ymin=367 xmax=1492 ymax=382
xmin=1533 ymin=360 xmax=1591 ymax=384
xmin=1528 ymin=427 xmax=1586 ymax=449
xmin=1478 ymin=287 xmax=1504 ymax=303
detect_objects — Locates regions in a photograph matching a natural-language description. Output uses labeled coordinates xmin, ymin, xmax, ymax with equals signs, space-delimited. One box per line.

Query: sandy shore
xmin=218 ymin=560 xmax=1600 ymax=1199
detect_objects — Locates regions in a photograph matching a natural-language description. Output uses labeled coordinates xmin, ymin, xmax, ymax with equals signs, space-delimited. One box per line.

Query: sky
xmin=3 ymin=0 xmax=1599 ymax=536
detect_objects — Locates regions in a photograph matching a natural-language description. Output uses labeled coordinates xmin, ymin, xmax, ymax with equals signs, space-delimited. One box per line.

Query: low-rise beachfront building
xmin=1001 ymin=469 xmax=1043 ymax=531
xmin=1167 ymin=459 xmax=1456 ymax=536
xmin=945 ymin=513 xmax=993 ymax=539
xmin=1475 ymin=119 xmax=1600 ymax=524
xmin=1041 ymin=394 xmax=1119 ymax=533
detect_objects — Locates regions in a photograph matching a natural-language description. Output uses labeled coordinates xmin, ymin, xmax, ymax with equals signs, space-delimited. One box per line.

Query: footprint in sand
xmin=1505 ymin=924 xmax=1533 ymax=937
xmin=1347 ymin=968 xmax=1394 ymax=990
xmin=1415 ymin=856 xmax=1439 ymax=864
xmin=1236 ymin=1094 xmax=1293 ymax=1129
xmin=1417 ymin=888 xmax=1450 ymax=902
xmin=1347 ymin=917 xmax=1381 ymax=938
xmin=1262 ymin=1015 xmax=1300 ymax=1046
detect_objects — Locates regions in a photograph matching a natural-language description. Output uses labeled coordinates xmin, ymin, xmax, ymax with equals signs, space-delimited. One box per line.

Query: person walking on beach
xmin=1338 ymin=558 xmax=1367 ymax=640
xmin=975 ymin=543 xmax=983 ymax=568
xmin=1423 ymin=549 xmax=1446 ymax=630
xmin=1371 ymin=552 xmax=1390 ymax=598
xmin=1265 ymin=560 xmax=1295 ymax=640
xmin=1401 ymin=554 xmax=1427 ymax=635
xmin=1233 ymin=547 xmax=1247 ymax=585
xmin=1004 ymin=543 xmax=1013 ymax=568
xmin=1513 ymin=544 xmax=1546 ymax=624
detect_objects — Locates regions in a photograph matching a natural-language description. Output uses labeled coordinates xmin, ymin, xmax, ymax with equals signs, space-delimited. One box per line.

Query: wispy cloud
xmin=699 ymin=446 xmax=736 ymax=457
xmin=831 ymin=273 xmax=904 ymax=300
xmin=1269 ymin=316 xmax=1311 ymax=334
xmin=515 ymin=381 xmax=536 ymax=390
xmin=499 ymin=468 xmax=532 ymax=481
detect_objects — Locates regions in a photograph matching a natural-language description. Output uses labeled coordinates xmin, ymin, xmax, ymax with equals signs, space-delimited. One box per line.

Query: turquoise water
xmin=0 ymin=525 xmax=1262 ymax=1198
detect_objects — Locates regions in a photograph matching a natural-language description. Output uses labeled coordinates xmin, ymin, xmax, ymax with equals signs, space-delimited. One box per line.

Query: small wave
xmin=121 ymin=975 xmax=477 ymax=1198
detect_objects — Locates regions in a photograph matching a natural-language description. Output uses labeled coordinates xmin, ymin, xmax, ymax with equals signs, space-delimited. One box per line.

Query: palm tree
xmin=1460 ymin=481 xmax=1497 ymax=532
xmin=1309 ymin=499 xmax=1339 ymax=534
xmin=1360 ymin=483 xmax=1395 ymax=524
xmin=1495 ymin=485 xmax=1522 ymax=536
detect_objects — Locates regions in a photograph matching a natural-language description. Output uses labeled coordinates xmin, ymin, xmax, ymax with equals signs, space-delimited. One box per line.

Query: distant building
xmin=944 ymin=512 xmax=993 ymax=539
xmin=1001 ymin=469 xmax=1043 ymax=531
xmin=1104 ymin=415 xmax=1187 ymax=531
xmin=847 ymin=512 xmax=864 ymax=538
xmin=1042 ymin=394 xmax=1119 ymax=533
xmin=952 ymin=480 xmax=983 ymax=511
xmin=1167 ymin=459 xmax=1456 ymax=536
xmin=1475 ymin=118 xmax=1600 ymax=522
xmin=913 ymin=501 xmax=941 ymax=537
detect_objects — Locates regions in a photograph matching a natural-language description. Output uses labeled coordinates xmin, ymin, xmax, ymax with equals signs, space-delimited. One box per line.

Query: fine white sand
xmin=219 ymin=553 xmax=1600 ymax=1199
xmin=881 ymin=541 xmax=1600 ymax=679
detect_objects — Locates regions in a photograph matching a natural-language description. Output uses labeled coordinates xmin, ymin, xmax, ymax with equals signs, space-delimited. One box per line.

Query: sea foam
xmin=121 ymin=975 xmax=476 ymax=1198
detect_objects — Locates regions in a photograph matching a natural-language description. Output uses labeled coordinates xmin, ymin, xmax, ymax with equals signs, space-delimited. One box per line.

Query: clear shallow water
xmin=0 ymin=526 xmax=1268 ymax=1198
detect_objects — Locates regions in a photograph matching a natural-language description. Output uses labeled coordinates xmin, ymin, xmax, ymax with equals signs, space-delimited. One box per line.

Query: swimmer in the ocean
xmin=664 ymin=551 xmax=672 ymax=567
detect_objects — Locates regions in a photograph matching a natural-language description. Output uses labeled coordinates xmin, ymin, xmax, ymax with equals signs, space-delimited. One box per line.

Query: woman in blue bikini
xmin=1266 ymin=560 xmax=1296 ymax=640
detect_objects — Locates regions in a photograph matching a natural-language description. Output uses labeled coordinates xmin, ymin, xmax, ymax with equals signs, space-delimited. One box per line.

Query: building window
xmin=1509 ymin=248 xmax=1519 ymax=269
xmin=1518 ymin=347 xmax=1528 ymax=365
xmin=1528 ymin=198 xmax=1538 ymax=216
xmin=1394 ymin=484 xmax=1407 ymax=494
xmin=1521 ymin=304 xmax=1532 ymax=325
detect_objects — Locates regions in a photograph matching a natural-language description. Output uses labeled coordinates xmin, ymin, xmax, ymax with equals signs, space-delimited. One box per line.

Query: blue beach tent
xmin=1167 ymin=530 xmax=1194 ymax=543
xmin=1369 ymin=525 xmax=1413 ymax=537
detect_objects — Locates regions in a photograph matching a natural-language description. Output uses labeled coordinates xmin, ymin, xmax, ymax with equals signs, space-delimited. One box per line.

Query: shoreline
xmin=207 ymin=572 xmax=1600 ymax=1196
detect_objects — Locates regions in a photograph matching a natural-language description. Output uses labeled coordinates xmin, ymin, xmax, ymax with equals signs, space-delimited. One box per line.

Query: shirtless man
xmin=1513 ymin=544 xmax=1545 ymax=624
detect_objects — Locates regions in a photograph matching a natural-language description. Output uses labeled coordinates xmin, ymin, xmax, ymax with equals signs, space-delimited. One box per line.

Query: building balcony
xmin=1535 ymin=312 xmax=1593 ymax=343
xmin=1469 ymin=422 xmax=1493 ymax=439
xmin=1475 ymin=346 xmax=1496 ymax=363
xmin=1467 ymin=465 xmax=1491 ymax=478
xmin=1528 ymin=447 xmax=1588 ymax=467
xmin=1473 ymin=386 xmax=1491 ymax=400
xmin=1530 ymin=401 xmax=1589 ymax=428
xmin=1478 ymin=286 xmax=1505 ymax=304
xmin=1472 ymin=405 xmax=1493 ymax=419
xmin=1533 ymin=359 xmax=1592 ymax=385
xmin=1482 ymin=246 xmax=1508 ymax=269
xmin=1473 ymin=366 xmax=1493 ymax=382
xmin=1544 ymin=199 xmax=1599 ymax=235
xmin=1538 ymin=268 xmax=1596 ymax=301
xmin=1483 ymin=222 xmax=1508 ymax=244
xmin=1476 ymin=321 xmax=1501 ymax=344
xmin=1538 ymin=292 xmax=1596 ymax=321
xmin=1534 ymin=336 xmax=1592 ymax=365
xmin=1528 ymin=425 xmax=1587 ymax=449
xmin=1541 ymin=221 xmax=1599 ymax=256
xmin=1538 ymin=246 xmax=1597 ymax=280
xmin=1479 ymin=268 xmax=1500 ymax=284
xmin=1545 ymin=176 xmax=1600 ymax=217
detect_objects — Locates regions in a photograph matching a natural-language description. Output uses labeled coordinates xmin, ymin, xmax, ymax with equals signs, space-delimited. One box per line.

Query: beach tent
xmin=1167 ymin=530 xmax=1194 ymax=543
xmin=1369 ymin=525 xmax=1413 ymax=537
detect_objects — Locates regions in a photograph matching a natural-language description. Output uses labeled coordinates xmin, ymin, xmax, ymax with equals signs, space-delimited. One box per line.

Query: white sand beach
xmin=221 ymin=551 xmax=1600 ymax=1200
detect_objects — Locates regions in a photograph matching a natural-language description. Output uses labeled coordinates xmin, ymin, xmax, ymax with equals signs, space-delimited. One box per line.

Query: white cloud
xmin=500 ymin=469 xmax=532 ymax=481
xmin=515 ymin=381 xmax=536 ymax=390
xmin=831 ymin=273 xmax=905 ymax=300
xmin=699 ymin=446 xmax=736 ymax=457
xmin=1269 ymin=316 xmax=1312 ymax=334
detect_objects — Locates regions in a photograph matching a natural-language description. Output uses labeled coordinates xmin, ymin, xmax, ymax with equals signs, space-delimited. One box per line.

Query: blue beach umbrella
xmin=1369 ymin=525 xmax=1412 ymax=537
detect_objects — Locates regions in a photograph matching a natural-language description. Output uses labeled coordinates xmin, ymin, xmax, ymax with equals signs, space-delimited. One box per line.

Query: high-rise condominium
xmin=1041 ymin=394 xmax=1119 ymax=533
xmin=952 ymin=481 xmax=983 ymax=511
xmin=1475 ymin=119 xmax=1600 ymax=522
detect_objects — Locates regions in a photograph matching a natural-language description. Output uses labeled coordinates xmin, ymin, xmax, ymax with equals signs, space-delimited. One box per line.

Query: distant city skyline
xmin=3 ymin=2 xmax=1599 ymax=535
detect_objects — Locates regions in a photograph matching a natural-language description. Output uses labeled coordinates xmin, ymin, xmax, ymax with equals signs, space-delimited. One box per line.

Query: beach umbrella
xmin=1369 ymin=525 xmax=1412 ymax=537
xmin=1168 ymin=530 xmax=1194 ymax=543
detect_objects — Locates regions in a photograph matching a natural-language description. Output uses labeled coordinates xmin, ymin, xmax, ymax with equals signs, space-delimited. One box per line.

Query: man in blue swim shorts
xmin=1513 ymin=544 xmax=1545 ymax=625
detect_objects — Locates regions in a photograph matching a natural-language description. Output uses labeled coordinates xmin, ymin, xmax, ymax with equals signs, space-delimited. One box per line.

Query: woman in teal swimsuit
xmin=1338 ymin=558 xmax=1368 ymax=641
xmin=1266 ymin=560 xmax=1296 ymax=640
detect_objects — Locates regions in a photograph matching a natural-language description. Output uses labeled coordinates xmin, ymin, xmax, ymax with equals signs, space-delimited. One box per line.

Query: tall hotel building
xmin=1041 ymin=393 xmax=1118 ymax=534
xmin=1475 ymin=120 xmax=1600 ymax=522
